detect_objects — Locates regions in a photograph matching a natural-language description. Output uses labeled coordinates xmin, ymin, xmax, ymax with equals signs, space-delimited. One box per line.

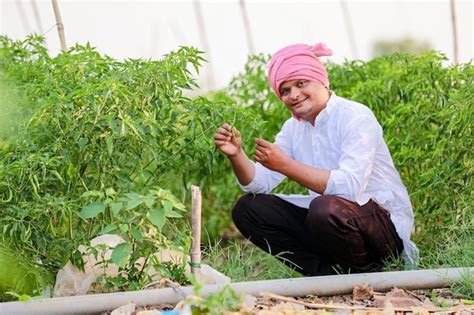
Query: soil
xmin=104 ymin=286 xmax=474 ymax=315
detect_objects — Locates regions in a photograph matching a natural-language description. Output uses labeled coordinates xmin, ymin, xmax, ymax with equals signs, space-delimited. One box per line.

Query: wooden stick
xmin=450 ymin=0 xmax=459 ymax=64
xmin=51 ymin=0 xmax=67 ymax=51
xmin=190 ymin=185 xmax=202 ymax=280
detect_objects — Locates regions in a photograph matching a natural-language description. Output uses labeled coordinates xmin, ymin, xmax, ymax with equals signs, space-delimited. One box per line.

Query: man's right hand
xmin=214 ymin=123 xmax=242 ymax=157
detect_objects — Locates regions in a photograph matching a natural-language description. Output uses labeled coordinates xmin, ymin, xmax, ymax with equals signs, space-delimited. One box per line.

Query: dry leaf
xmin=353 ymin=282 xmax=374 ymax=301
xmin=374 ymin=288 xmax=427 ymax=309
xmin=270 ymin=301 xmax=306 ymax=311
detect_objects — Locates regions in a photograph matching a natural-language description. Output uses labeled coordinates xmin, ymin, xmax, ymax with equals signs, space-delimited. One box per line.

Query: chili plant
xmin=79 ymin=187 xmax=190 ymax=291
xmin=0 ymin=34 xmax=260 ymax=296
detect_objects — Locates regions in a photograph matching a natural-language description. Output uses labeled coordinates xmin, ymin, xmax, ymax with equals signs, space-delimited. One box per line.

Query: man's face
xmin=279 ymin=79 xmax=329 ymax=123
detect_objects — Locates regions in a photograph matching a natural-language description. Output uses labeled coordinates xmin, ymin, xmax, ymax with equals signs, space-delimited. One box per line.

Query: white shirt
xmin=239 ymin=93 xmax=419 ymax=266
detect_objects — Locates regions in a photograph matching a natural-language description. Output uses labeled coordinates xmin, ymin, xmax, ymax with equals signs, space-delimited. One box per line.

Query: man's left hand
xmin=254 ymin=138 xmax=291 ymax=172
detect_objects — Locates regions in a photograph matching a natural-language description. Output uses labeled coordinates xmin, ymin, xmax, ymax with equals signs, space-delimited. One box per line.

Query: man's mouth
xmin=292 ymin=97 xmax=308 ymax=107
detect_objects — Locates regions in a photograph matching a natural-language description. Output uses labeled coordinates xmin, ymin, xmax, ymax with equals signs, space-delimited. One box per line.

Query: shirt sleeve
xmin=238 ymin=120 xmax=294 ymax=194
xmin=324 ymin=113 xmax=382 ymax=202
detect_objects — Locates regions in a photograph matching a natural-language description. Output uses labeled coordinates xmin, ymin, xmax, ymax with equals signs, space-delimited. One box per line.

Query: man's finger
xmin=254 ymin=147 xmax=265 ymax=156
xmin=255 ymin=138 xmax=271 ymax=147
xmin=222 ymin=123 xmax=232 ymax=131
xmin=233 ymin=128 xmax=241 ymax=138
xmin=214 ymin=133 xmax=230 ymax=141
xmin=215 ymin=140 xmax=229 ymax=146
xmin=218 ymin=127 xmax=231 ymax=136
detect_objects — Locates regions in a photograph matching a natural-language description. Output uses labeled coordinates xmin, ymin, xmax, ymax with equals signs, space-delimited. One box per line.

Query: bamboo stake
xmin=193 ymin=0 xmax=215 ymax=90
xmin=449 ymin=0 xmax=459 ymax=64
xmin=30 ymin=0 xmax=44 ymax=34
xmin=239 ymin=0 xmax=255 ymax=55
xmin=190 ymin=185 xmax=202 ymax=280
xmin=51 ymin=0 xmax=67 ymax=51
xmin=340 ymin=0 xmax=359 ymax=59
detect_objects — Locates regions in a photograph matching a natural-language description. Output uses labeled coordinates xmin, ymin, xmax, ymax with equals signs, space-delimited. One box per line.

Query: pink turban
xmin=268 ymin=43 xmax=333 ymax=99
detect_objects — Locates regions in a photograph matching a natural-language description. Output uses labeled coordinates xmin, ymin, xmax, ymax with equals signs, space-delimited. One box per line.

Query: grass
xmin=417 ymin=209 xmax=474 ymax=299
xmin=202 ymin=238 xmax=300 ymax=282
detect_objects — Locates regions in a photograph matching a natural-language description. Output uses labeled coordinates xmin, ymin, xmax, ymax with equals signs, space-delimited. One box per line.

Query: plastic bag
xmin=53 ymin=234 xmax=230 ymax=297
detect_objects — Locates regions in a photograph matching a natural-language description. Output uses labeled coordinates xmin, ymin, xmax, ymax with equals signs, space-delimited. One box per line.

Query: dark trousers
xmin=232 ymin=193 xmax=404 ymax=276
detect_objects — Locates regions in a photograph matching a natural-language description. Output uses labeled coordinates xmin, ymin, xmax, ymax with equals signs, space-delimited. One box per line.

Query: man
xmin=214 ymin=43 xmax=418 ymax=276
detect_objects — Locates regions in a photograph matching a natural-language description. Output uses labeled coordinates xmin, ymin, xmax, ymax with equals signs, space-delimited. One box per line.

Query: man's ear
xmin=324 ymin=86 xmax=332 ymax=96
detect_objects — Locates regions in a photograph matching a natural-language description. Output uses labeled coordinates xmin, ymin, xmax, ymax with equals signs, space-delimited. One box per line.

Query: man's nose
xmin=290 ymin=87 xmax=300 ymax=99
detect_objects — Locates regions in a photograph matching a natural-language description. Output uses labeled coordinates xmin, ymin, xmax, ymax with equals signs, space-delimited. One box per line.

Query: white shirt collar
xmin=299 ymin=91 xmax=337 ymax=126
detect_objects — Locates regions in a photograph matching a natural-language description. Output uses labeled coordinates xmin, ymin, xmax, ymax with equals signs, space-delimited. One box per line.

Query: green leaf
xmin=125 ymin=192 xmax=142 ymax=200
xmin=148 ymin=208 xmax=165 ymax=230
xmin=78 ymin=138 xmax=88 ymax=152
xmin=110 ymin=202 xmax=123 ymax=216
xmin=166 ymin=210 xmax=182 ymax=218
xmin=119 ymin=224 xmax=128 ymax=233
xmin=105 ymin=187 xmax=117 ymax=197
xmin=111 ymin=243 xmax=132 ymax=268
xmin=144 ymin=195 xmax=155 ymax=208
xmin=106 ymin=136 xmax=114 ymax=156
xmin=79 ymin=202 xmax=106 ymax=219
xmin=130 ymin=227 xmax=142 ymax=241
xmin=99 ymin=224 xmax=117 ymax=235
xmin=6 ymin=292 xmax=31 ymax=302
xmin=126 ymin=198 xmax=143 ymax=211
xmin=162 ymin=200 xmax=173 ymax=213
xmin=80 ymin=190 xmax=104 ymax=198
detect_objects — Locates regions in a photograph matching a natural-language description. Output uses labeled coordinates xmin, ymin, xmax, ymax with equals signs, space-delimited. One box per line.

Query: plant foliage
xmin=0 ymin=35 xmax=259 ymax=296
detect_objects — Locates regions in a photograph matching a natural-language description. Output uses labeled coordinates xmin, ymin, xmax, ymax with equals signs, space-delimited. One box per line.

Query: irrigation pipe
xmin=1 ymin=267 xmax=472 ymax=314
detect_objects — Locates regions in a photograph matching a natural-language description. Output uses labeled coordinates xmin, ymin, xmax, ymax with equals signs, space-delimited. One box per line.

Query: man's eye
xmin=281 ymin=89 xmax=289 ymax=95
xmin=297 ymin=80 xmax=306 ymax=86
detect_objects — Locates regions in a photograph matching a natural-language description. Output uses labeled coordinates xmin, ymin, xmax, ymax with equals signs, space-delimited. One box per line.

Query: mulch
xmin=107 ymin=284 xmax=474 ymax=314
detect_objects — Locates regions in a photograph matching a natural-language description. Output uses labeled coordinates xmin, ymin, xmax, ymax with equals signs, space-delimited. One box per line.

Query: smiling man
xmin=213 ymin=43 xmax=418 ymax=276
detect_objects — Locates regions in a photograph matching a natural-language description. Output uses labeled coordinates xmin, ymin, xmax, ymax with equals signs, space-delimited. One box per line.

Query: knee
xmin=307 ymin=195 xmax=343 ymax=224
xmin=306 ymin=195 xmax=350 ymax=227
xmin=231 ymin=193 xmax=257 ymax=226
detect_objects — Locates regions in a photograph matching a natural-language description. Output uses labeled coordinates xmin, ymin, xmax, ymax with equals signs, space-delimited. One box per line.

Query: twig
xmin=450 ymin=0 xmax=459 ymax=63
xmin=402 ymin=288 xmax=425 ymax=302
xmin=260 ymin=291 xmax=382 ymax=311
